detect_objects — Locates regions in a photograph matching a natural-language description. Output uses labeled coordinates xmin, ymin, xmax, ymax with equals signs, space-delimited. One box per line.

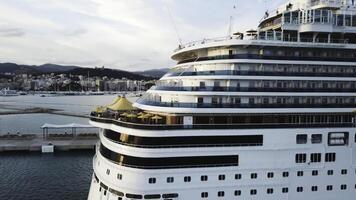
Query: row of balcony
xmin=152 ymin=86 xmax=356 ymax=93
xmin=90 ymin=116 xmax=353 ymax=131
xmin=164 ymin=70 xmax=356 ymax=78
xmin=178 ymin=54 xmax=356 ymax=65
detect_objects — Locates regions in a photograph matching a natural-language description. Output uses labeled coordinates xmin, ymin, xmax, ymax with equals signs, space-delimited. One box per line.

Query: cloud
xmin=0 ymin=0 xmax=286 ymax=71
xmin=0 ymin=27 xmax=25 ymax=37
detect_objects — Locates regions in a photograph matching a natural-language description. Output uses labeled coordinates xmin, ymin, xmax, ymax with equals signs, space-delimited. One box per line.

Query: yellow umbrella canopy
xmin=138 ymin=114 xmax=149 ymax=119
xmin=120 ymin=112 xmax=129 ymax=116
xmin=126 ymin=113 xmax=137 ymax=118
xmin=151 ymin=115 xmax=163 ymax=120
xmin=94 ymin=106 xmax=106 ymax=113
xmin=143 ymin=113 xmax=153 ymax=118
xmin=107 ymin=97 xmax=137 ymax=111
xmin=107 ymin=96 xmax=121 ymax=107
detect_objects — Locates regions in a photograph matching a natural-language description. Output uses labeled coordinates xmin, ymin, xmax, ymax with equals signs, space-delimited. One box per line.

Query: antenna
xmin=227 ymin=0 xmax=238 ymax=37
xmin=162 ymin=0 xmax=182 ymax=46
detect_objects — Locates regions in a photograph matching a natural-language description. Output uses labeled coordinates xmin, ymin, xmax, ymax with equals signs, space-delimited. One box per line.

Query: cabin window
xmin=325 ymin=153 xmax=336 ymax=162
xmin=328 ymin=132 xmax=349 ymax=146
xmin=296 ymin=134 xmax=307 ymax=144
xmin=310 ymin=153 xmax=321 ymax=163
xmin=295 ymin=153 xmax=307 ymax=163
xmin=311 ymin=134 xmax=322 ymax=144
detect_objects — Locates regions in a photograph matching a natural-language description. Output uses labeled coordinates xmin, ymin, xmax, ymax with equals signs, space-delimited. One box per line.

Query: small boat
xmin=0 ymin=88 xmax=19 ymax=96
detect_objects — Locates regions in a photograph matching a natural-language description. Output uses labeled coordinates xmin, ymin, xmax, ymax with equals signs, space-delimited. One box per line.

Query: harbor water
xmin=0 ymin=94 xmax=131 ymax=200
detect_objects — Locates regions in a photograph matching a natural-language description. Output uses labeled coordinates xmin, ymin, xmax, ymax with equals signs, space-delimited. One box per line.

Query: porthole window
xmin=184 ymin=176 xmax=191 ymax=182
xmin=218 ymin=174 xmax=225 ymax=181
xmin=341 ymin=169 xmax=347 ymax=175
xmin=148 ymin=177 xmax=156 ymax=184
xmin=282 ymin=187 xmax=289 ymax=193
xmin=201 ymin=192 xmax=208 ymax=198
xmin=327 ymin=170 xmax=334 ymax=175
xmin=297 ymin=171 xmax=304 ymax=177
xmin=250 ymin=189 xmax=257 ymax=195
xmin=311 ymin=186 xmax=318 ymax=192
xmin=283 ymin=172 xmax=289 ymax=177
xmin=235 ymin=174 xmax=242 ymax=180
xmin=267 ymin=172 xmax=274 ymax=178
xmin=267 ymin=188 xmax=273 ymax=194
xmin=234 ymin=190 xmax=241 ymax=196
xmin=251 ymin=173 xmax=257 ymax=179
xmin=201 ymin=175 xmax=208 ymax=182
xmin=117 ymin=173 xmax=122 ymax=180
xmin=312 ymin=170 xmax=318 ymax=176
xmin=341 ymin=184 xmax=347 ymax=190
xmin=297 ymin=187 xmax=303 ymax=192
xmin=166 ymin=177 xmax=174 ymax=183
xmin=327 ymin=185 xmax=333 ymax=191
xmin=217 ymin=191 xmax=225 ymax=197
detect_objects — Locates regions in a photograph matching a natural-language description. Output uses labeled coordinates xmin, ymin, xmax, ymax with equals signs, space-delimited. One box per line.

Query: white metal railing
xmin=309 ymin=0 xmax=343 ymax=7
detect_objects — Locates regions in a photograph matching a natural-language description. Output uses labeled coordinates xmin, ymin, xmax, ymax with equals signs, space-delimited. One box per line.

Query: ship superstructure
xmin=88 ymin=0 xmax=356 ymax=199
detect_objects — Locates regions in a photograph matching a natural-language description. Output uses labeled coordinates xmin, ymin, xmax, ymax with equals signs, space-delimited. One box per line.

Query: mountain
xmin=135 ymin=68 xmax=170 ymax=78
xmin=63 ymin=67 xmax=152 ymax=80
xmin=0 ymin=62 xmax=154 ymax=80
xmin=0 ymin=63 xmax=39 ymax=74
xmin=37 ymin=64 xmax=79 ymax=73
xmin=0 ymin=62 xmax=78 ymax=74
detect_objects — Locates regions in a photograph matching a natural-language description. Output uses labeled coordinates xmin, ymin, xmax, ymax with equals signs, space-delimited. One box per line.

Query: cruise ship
xmin=88 ymin=0 xmax=356 ymax=199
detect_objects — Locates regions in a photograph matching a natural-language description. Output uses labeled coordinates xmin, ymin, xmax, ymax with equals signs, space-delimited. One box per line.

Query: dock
xmin=0 ymin=135 xmax=98 ymax=152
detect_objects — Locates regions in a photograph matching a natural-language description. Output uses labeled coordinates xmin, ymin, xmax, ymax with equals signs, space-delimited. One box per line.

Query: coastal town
xmin=0 ymin=72 xmax=156 ymax=93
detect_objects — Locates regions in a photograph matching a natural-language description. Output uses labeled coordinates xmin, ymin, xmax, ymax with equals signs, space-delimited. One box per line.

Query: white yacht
xmin=88 ymin=0 xmax=356 ymax=199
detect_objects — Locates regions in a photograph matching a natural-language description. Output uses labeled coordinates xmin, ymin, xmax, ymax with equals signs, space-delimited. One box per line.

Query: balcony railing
xmin=153 ymin=86 xmax=356 ymax=93
xmin=90 ymin=115 xmax=354 ymax=131
xmin=177 ymin=53 xmax=356 ymax=65
xmin=137 ymin=100 xmax=356 ymax=109
xmin=164 ymin=70 xmax=356 ymax=78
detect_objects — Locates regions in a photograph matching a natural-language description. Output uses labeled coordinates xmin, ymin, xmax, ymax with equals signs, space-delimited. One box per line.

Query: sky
xmin=0 ymin=0 xmax=286 ymax=71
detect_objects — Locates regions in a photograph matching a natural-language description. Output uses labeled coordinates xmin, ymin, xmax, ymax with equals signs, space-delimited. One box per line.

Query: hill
xmin=135 ymin=68 xmax=170 ymax=78
xmin=62 ymin=67 xmax=151 ymax=80
xmin=0 ymin=62 xmax=153 ymax=80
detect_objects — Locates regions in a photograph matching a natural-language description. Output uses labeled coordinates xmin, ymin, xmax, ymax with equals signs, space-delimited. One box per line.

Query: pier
xmin=0 ymin=134 xmax=98 ymax=152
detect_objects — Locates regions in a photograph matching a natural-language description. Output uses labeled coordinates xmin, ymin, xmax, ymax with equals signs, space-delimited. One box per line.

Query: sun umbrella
xmin=120 ymin=112 xmax=128 ymax=117
xmin=151 ymin=115 xmax=163 ymax=120
xmin=126 ymin=113 xmax=137 ymax=118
